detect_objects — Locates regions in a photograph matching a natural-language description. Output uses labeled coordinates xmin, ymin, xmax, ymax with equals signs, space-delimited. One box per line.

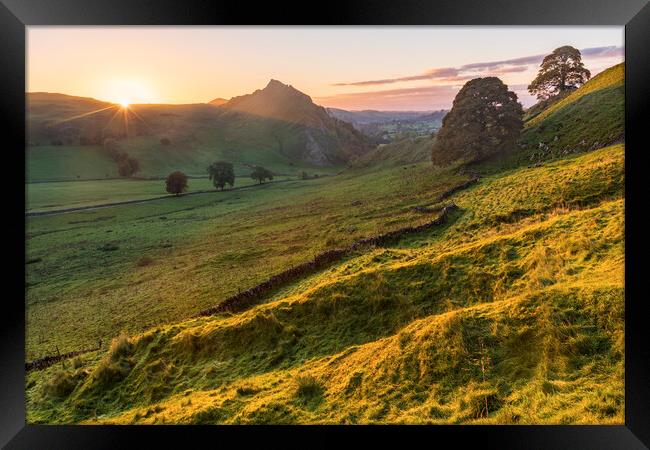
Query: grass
xmin=26 ymin=177 xmax=261 ymax=213
xmin=25 ymin=64 xmax=625 ymax=424
xmin=350 ymin=135 xmax=433 ymax=168
xmin=26 ymin=144 xmax=624 ymax=424
xmin=26 ymin=162 xmax=468 ymax=360
xmin=525 ymin=63 xmax=624 ymax=128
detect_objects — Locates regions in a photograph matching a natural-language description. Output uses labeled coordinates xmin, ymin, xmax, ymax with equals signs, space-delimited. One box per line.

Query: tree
xmin=528 ymin=46 xmax=591 ymax=100
xmin=250 ymin=166 xmax=274 ymax=184
xmin=207 ymin=161 xmax=235 ymax=190
xmin=117 ymin=156 xmax=140 ymax=177
xmin=165 ymin=171 xmax=188 ymax=196
xmin=431 ymin=77 xmax=523 ymax=166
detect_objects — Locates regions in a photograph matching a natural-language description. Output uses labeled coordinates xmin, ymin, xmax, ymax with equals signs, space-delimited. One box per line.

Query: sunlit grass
xmin=26 ymin=145 xmax=624 ymax=424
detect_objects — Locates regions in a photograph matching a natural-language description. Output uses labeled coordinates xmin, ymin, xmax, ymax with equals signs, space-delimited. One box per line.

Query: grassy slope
xmin=474 ymin=63 xmax=624 ymax=175
xmin=26 ymin=99 xmax=346 ymax=183
xmin=526 ymin=64 xmax=624 ymax=128
xmin=26 ymin=164 xmax=468 ymax=360
xmin=350 ymin=136 xmax=433 ymax=168
xmin=27 ymin=144 xmax=624 ymax=424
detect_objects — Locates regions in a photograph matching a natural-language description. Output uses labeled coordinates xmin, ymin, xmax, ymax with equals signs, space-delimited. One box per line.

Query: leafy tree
xmin=528 ymin=46 xmax=591 ymax=100
xmin=208 ymin=161 xmax=235 ymax=190
xmin=431 ymin=77 xmax=523 ymax=166
xmin=165 ymin=171 xmax=188 ymax=196
xmin=251 ymin=166 xmax=274 ymax=184
xmin=117 ymin=156 xmax=140 ymax=177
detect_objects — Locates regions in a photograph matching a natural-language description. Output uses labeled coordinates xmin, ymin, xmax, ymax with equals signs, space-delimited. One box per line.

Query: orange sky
xmin=27 ymin=27 xmax=623 ymax=110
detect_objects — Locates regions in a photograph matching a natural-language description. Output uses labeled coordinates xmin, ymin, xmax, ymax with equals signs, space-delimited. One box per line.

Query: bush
xmin=160 ymin=138 xmax=171 ymax=146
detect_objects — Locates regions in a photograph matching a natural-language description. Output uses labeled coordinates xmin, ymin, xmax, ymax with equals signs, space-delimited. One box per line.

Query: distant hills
xmin=327 ymin=107 xmax=446 ymax=140
xmin=26 ymin=81 xmax=373 ymax=181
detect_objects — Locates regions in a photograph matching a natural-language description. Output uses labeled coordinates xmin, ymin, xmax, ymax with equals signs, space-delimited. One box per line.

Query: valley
xmin=25 ymin=61 xmax=625 ymax=425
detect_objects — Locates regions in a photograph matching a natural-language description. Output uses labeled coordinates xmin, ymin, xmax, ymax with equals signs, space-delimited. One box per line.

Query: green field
xmin=26 ymin=163 xmax=468 ymax=360
xmin=26 ymin=177 xmax=264 ymax=213
xmin=26 ymin=144 xmax=624 ymax=424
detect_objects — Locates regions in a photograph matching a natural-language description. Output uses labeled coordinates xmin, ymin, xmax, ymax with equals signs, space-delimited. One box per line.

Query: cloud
xmin=332 ymin=46 xmax=623 ymax=87
xmin=332 ymin=67 xmax=459 ymax=87
xmin=581 ymin=45 xmax=624 ymax=58
xmin=460 ymin=54 xmax=544 ymax=72
xmin=316 ymin=85 xmax=458 ymax=110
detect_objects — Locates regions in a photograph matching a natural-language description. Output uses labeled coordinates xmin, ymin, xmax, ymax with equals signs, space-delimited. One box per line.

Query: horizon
xmin=27 ymin=27 xmax=623 ymax=110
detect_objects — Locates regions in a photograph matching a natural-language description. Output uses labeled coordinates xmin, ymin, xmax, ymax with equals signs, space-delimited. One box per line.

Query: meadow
xmin=26 ymin=177 xmax=263 ymax=213
xmin=26 ymin=144 xmax=624 ymax=424
xmin=26 ymin=163 xmax=468 ymax=360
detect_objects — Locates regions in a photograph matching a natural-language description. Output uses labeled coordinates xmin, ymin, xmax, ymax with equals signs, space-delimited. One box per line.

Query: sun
xmin=119 ymin=100 xmax=130 ymax=109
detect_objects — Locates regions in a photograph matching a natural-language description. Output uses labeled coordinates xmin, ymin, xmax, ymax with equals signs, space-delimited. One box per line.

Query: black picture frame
xmin=2 ymin=0 xmax=649 ymax=448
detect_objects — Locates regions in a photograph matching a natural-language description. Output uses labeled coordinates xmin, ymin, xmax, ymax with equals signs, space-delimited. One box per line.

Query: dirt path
xmin=26 ymin=179 xmax=295 ymax=217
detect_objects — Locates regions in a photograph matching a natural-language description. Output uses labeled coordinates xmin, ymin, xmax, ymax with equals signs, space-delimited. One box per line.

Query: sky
xmin=27 ymin=26 xmax=624 ymax=111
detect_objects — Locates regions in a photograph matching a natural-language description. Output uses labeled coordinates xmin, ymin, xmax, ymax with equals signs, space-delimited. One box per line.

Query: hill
xmin=350 ymin=135 xmax=433 ymax=168
xmin=208 ymin=97 xmax=228 ymax=106
xmin=520 ymin=63 xmax=624 ymax=161
xmin=26 ymin=82 xmax=373 ymax=181
xmin=327 ymin=108 xmax=446 ymax=141
xmin=326 ymin=108 xmax=431 ymax=125
xmin=219 ymin=80 xmax=372 ymax=166
xmin=26 ymin=144 xmax=624 ymax=424
xmin=25 ymin=63 xmax=625 ymax=425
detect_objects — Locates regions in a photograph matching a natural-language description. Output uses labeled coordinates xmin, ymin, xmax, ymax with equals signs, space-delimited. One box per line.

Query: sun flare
xmin=119 ymin=100 xmax=130 ymax=108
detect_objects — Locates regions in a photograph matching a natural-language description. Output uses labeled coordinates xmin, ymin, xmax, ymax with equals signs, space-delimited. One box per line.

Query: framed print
xmin=1 ymin=0 xmax=649 ymax=448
